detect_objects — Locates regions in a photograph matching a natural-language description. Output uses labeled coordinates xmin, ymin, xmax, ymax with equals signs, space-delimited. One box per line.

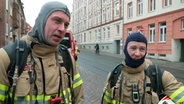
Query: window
xmin=138 ymin=0 xmax=143 ymax=15
xmin=159 ymin=22 xmax=166 ymax=42
xmin=115 ymin=2 xmax=120 ymax=16
xmin=182 ymin=19 xmax=184 ymax=30
xmin=128 ymin=28 xmax=132 ymax=35
xmin=149 ymin=24 xmax=155 ymax=42
xmin=150 ymin=0 xmax=155 ymax=11
xmin=6 ymin=0 xmax=9 ymax=10
xmin=181 ymin=0 xmax=184 ymax=3
xmin=128 ymin=2 xmax=133 ymax=18
xmin=116 ymin=24 xmax=120 ymax=34
xmin=108 ymin=27 xmax=110 ymax=38
xmin=103 ymin=28 xmax=106 ymax=39
xmin=164 ymin=0 xmax=172 ymax=7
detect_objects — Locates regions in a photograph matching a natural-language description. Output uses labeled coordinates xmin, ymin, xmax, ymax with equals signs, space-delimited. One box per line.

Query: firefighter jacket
xmin=102 ymin=59 xmax=184 ymax=104
xmin=0 ymin=35 xmax=84 ymax=104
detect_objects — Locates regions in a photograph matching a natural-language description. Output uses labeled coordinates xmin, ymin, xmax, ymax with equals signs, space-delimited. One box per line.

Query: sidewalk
xmin=99 ymin=51 xmax=184 ymax=71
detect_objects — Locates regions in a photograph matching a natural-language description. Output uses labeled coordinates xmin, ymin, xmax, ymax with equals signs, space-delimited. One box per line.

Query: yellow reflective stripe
xmin=112 ymin=99 xmax=124 ymax=104
xmin=103 ymin=90 xmax=112 ymax=103
xmin=0 ymin=84 xmax=9 ymax=101
xmin=0 ymin=84 xmax=9 ymax=91
xmin=0 ymin=94 xmax=7 ymax=101
xmin=10 ymin=88 xmax=71 ymax=103
xmin=74 ymin=73 xmax=80 ymax=80
xmin=170 ymin=86 xmax=184 ymax=103
xmin=73 ymin=73 xmax=83 ymax=88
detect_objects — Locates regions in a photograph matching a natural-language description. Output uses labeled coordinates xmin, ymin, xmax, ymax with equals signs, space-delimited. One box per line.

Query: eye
xmin=139 ymin=47 xmax=146 ymax=52
xmin=54 ymin=18 xmax=61 ymax=24
xmin=130 ymin=46 xmax=137 ymax=50
xmin=64 ymin=23 xmax=69 ymax=29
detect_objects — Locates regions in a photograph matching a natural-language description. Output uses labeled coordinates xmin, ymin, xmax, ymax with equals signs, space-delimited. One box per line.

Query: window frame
xmin=159 ymin=22 xmax=166 ymax=42
xmin=149 ymin=24 xmax=155 ymax=43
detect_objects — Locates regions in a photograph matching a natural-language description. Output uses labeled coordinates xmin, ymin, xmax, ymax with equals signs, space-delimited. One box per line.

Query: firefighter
xmin=0 ymin=1 xmax=83 ymax=104
xmin=74 ymin=40 xmax=80 ymax=61
xmin=101 ymin=32 xmax=184 ymax=104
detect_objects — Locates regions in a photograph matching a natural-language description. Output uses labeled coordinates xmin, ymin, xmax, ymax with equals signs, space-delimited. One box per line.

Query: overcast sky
xmin=21 ymin=0 xmax=73 ymax=27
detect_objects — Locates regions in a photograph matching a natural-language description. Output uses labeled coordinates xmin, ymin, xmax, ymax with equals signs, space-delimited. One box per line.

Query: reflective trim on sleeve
xmin=0 ymin=84 xmax=9 ymax=101
xmin=103 ymin=90 xmax=112 ymax=103
xmin=73 ymin=73 xmax=83 ymax=88
xmin=170 ymin=86 xmax=184 ymax=103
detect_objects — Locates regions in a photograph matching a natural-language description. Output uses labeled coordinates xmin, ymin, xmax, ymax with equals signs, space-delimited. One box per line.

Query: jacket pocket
xmin=15 ymin=71 xmax=30 ymax=96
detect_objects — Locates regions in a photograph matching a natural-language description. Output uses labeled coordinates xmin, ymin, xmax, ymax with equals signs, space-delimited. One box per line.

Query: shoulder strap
xmin=3 ymin=40 xmax=30 ymax=86
xmin=146 ymin=65 xmax=165 ymax=100
xmin=58 ymin=44 xmax=74 ymax=80
xmin=108 ymin=64 xmax=124 ymax=88
xmin=58 ymin=44 xmax=75 ymax=104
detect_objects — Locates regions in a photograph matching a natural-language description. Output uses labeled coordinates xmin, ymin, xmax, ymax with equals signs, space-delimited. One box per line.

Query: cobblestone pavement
xmin=79 ymin=65 xmax=106 ymax=104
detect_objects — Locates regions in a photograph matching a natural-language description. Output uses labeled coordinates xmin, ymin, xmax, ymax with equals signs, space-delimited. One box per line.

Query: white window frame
xmin=138 ymin=0 xmax=143 ymax=15
xmin=6 ymin=0 xmax=9 ymax=10
xmin=108 ymin=27 xmax=110 ymax=38
xmin=128 ymin=28 xmax=132 ymax=35
xmin=182 ymin=19 xmax=184 ymax=30
xmin=115 ymin=2 xmax=120 ymax=16
xmin=150 ymin=0 xmax=155 ymax=11
xmin=149 ymin=24 xmax=155 ymax=43
xmin=164 ymin=0 xmax=172 ymax=7
xmin=128 ymin=2 xmax=133 ymax=18
xmin=159 ymin=22 xmax=166 ymax=42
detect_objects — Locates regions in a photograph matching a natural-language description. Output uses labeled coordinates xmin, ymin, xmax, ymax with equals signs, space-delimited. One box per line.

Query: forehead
xmin=127 ymin=41 xmax=146 ymax=47
xmin=48 ymin=11 xmax=70 ymax=21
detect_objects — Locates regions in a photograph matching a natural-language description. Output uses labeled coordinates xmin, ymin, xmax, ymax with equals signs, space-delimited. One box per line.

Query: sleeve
xmin=0 ymin=48 xmax=11 ymax=102
xmin=101 ymin=72 xmax=113 ymax=104
xmin=0 ymin=48 xmax=10 ymax=85
xmin=71 ymin=57 xmax=84 ymax=104
xmin=162 ymin=71 xmax=184 ymax=103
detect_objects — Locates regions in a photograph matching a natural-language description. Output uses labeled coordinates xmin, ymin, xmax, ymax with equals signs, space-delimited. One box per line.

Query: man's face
xmin=44 ymin=11 xmax=70 ymax=46
xmin=127 ymin=41 xmax=146 ymax=60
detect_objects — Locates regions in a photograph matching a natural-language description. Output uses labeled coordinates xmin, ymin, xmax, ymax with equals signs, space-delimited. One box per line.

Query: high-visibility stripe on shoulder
xmin=170 ymin=86 xmax=184 ymax=103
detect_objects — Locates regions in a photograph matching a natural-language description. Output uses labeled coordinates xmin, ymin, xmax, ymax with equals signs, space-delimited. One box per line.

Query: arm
xmin=0 ymin=48 xmax=11 ymax=102
xmin=72 ymin=57 xmax=84 ymax=104
xmin=162 ymin=71 xmax=184 ymax=103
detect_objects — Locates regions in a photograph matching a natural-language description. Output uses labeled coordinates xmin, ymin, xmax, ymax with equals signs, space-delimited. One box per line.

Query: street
xmin=78 ymin=49 xmax=184 ymax=104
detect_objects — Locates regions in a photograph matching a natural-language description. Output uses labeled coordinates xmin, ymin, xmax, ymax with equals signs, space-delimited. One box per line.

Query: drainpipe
xmin=122 ymin=0 xmax=125 ymax=55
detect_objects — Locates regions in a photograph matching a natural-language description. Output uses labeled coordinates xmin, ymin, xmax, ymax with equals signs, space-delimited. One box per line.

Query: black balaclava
xmin=123 ymin=32 xmax=147 ymax=68
xmin=28 ymin=1 xmax=70 ymax=45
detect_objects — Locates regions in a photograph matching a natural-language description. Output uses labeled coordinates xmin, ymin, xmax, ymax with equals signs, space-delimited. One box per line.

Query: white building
xmin=72 ymin=0 xmax=123 ymax=54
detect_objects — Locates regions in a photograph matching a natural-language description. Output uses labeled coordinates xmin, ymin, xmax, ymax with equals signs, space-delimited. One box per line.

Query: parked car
xmin=60 ymin=30 xmax=75 ymax=59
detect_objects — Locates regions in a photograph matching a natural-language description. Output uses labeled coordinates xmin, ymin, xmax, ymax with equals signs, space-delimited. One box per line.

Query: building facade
xmin=72 ymin=0 xmax=123 ymax=54
xmin=0 ymin=0 xmax=27 ymax=47
xmin=123 ymin=0 xmax=184 ymax=62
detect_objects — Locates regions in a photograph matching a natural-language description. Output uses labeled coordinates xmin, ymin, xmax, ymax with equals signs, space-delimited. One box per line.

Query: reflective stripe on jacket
xmin=170 ymin=86 xmax=184 ymax=103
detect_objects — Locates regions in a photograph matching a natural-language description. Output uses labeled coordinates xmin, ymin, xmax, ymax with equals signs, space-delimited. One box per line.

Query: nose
xmin=135 ymin=49 xmax=141 ymax=56
xmin=58 ymin=23 xmax=66 ymax=32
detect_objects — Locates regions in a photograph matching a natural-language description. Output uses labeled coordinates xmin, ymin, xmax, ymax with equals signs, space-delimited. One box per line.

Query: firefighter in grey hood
xmin=0 ymin=1 xmax=84 ymax=104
